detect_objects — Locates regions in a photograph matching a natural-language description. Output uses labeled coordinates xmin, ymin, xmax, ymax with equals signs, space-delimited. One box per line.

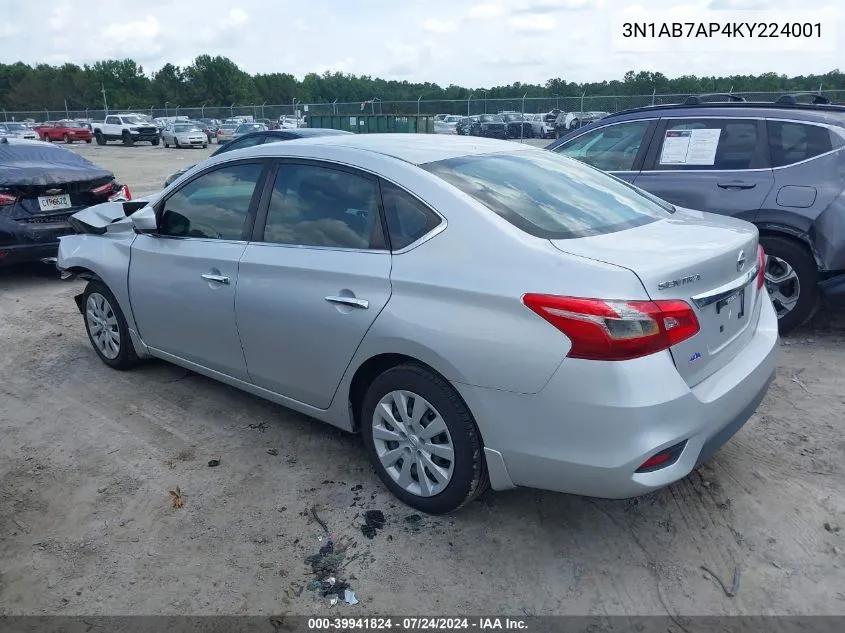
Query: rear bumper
xmin=0 ymin=241 xmax=60 ymax=266
xmin=819 ymin=272 xmax=845 ymax=307
xmin=454 ymin=293 xmax=780 ymax=498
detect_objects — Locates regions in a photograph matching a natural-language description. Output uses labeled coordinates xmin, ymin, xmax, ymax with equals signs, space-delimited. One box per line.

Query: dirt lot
xmin=1 ymin=141 xmax=844 ymax=617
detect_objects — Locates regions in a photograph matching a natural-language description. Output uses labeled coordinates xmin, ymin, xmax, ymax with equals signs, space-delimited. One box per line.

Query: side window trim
xmin=153 ymin=158 xmax=272 ymax=242
xmin=643 ymin=117 xmax=771 ymax=172
xmin=554 ymin=119 xmax=658 ymax=173
xmin=249 ymin=158 xmax=389 ymax=252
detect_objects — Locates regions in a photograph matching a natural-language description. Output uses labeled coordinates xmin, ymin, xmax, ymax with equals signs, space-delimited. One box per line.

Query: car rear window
xmin=421 ymin=150 xmax=669 ymax=239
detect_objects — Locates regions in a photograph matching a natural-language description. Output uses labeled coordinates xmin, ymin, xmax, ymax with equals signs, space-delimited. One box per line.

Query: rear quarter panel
xmin=759 ymin=149 xmax=845 ymax=271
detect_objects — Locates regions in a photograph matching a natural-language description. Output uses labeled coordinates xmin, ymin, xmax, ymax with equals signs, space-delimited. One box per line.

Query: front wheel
xmin=151 ymin=138 xmax=160 ymax=146
xmin=760 ymin=235 xmax=819 ymax=334
xmin=122 ymin=132 xmax=134 ymax=147
xmin=95 ymin=132 xmax=105 ymax=145
xmin=64 ymin=134 xmax=72 ymax=144
xmin=81 ymin=281 xmax=139 ymax=370
xmin=361 ymin=363 xmax=488 ymax=514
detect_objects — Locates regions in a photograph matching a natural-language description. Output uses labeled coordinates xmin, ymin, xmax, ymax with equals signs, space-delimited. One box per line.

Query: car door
xmin=128 ymin=160 xmax=270 ymax=380
xmin=633 ymin=117 xmax=774 ymax=222
xmin=235 ymin=160 xmax=392 ymax=408
xmin=550 ymin=119 xmax=657 ymax=184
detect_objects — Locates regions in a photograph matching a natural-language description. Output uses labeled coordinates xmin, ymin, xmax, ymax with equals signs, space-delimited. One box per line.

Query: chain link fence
xmin=5 ymin=90 xmax=845 ymax=123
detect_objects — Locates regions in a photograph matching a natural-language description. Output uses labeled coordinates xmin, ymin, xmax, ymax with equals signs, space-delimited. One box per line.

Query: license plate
xmin=716 ymin=287 xmax=746 ymax=320
xmin=37 ymin=194 xmax=71 ymax=212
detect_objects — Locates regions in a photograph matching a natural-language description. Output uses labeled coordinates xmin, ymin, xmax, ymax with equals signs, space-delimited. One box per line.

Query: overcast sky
xmin=0 ymin=0 xmax=839 ymax=86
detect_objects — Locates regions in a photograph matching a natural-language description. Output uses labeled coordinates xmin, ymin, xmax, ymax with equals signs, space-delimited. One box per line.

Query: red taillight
xmin=216 ymin=129 xmax=223 ymax=135
xmin=92 ymin=183 xmax=113 ymax=196
xmin=108 ymin=185 xmax=131 ymax=202
xmin=756 ymin=244 xmax=765 ymax=290
xmin=0 ymin=192 xmax=15 ymax=206
xmin=522 ymin=294 xmax=701 ymax=361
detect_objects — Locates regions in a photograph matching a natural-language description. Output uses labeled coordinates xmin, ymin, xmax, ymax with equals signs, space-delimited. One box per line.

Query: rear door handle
xmin=325 ymin=295 xmax=369 ymax=309
xmin=201 ymin=273 xmax=230 ymax=285
xmin=717 ymin=181 xmax=757 ymax=190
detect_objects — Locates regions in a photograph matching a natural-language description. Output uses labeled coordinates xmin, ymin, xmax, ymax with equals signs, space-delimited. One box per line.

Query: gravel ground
xmin=1 ymin=139 xmax=843 ymax=617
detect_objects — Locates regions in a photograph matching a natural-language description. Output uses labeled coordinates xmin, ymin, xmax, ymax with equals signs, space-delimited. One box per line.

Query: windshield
xmin=6 ymin=123 xmax=25 ymax=131
xmin=122 ymin=116 xmax=144 ymax=125
xmin=236 ymin=124 xmax=262 ymax=133
xmin=175 ymin=125 xmax=201 ymax=132
xmin=480 ymin=115 xmax=502 ymax=122
xmin=503 ymin=114 xmax=523 ymax=121
xmin=422 ymin=150 xmax=670 ymax=240
xmin=444 ymin=116 xmax=460 ymax=123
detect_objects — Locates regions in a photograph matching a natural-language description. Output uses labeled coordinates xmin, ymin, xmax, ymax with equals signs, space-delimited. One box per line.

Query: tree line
xmin=1 ymin=54 xmax=842 ymax=112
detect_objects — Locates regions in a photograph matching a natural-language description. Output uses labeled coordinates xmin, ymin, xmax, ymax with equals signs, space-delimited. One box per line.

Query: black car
xmin=547 ymin=93 xmax=845 ymax=332
xmin=163 ymin=128 xmax=355 ymax=187
xmin=476 ymin=114 xmax=507 ymax=139
xmin=500 ymin=113 xmax=533 ymax=138
xmin=0 ymin=138 xmax=129 ymax=266
xmin=456 ymin=116 xmax=480 ymax=136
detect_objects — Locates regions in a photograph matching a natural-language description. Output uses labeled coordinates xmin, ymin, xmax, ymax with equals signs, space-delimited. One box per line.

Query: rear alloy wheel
xmin=760 ymin=235 xmax=819 ymax=334
xmin=82 ymin=281 xmax=138 ymax=370
xmin=361 ymin=364 xmax=488 ymax=514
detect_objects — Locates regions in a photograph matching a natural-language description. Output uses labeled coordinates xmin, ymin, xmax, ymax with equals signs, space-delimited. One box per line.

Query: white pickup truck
xmin=92 ymin=115 xmax=160 ymax=146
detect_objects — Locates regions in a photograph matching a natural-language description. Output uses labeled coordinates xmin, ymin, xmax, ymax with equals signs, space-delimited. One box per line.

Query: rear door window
xmin=422 ymin=150 xmax=669 ymax=240
xmin=553 ymin=120 xmax=652 ymax=171
xmin=653 ymin=119 xmax=765 ymax=170
xmin=766 ymin=120 xmax=838 ymax=167
xmin=260 ymin=163 xmax=383 ymax=249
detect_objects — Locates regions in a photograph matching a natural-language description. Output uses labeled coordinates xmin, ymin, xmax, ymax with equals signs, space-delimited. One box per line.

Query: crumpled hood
xmin=69 ymin=194 xmax=155 ymax=232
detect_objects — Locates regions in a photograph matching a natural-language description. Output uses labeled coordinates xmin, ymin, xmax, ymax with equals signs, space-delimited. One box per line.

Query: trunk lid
xmin=551 ymin=208 xmax=762 ymax=386
xmin=3 ymin=175 xmax=116 ymax=217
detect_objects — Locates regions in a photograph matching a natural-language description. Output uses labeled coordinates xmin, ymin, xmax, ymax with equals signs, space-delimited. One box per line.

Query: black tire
xmin=151 ymin=138 xmax=160 ymax=146
xmin=95 ymin=132 xmax=105 ymax=145
xmin=760 ymin=235 xmax=819 ymax=334
xmin=122 ymin=131 xmax=134 ymax=147
xmin=202 ymin=143 xmax=207 ymax=149
xmin=85 ymin=139 xmax=92 ymax=144
xmin=81 ymin=280 xmax=139 ymax=370
xmin=360 ymin=363 xmax=489 ymax=515
xmin=164 ymin=139 xmax=169 ymax=148
xmin=42 ymin=134 xmax=51 ymax=142
xmin=64 ymin=134 xmax=72 ymax=144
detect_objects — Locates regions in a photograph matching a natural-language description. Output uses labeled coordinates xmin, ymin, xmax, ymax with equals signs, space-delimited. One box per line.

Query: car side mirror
xmin=130 ymin=205 xmax=158 ymax=233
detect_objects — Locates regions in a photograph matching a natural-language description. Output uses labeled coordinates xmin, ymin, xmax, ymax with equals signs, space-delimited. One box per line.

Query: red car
xmin=34 ymin=120 xmax=93 ymax=144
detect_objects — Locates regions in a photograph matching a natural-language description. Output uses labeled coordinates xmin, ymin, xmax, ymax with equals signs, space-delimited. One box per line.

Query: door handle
xmin=717 ymin=181 xmax=757 ymax=190
xmin=201 ymin=273 xmax=230 ymax=285
xmin=325 ymin=295 xmax=369 ymax=309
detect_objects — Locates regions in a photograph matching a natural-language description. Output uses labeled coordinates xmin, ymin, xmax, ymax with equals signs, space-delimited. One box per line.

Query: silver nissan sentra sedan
xmin=56 ymin=134 xmax=778 ymax=514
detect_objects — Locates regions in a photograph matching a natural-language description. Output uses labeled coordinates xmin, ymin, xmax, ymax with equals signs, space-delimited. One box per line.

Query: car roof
xmin=598 ymin=102 xmax=845 ymax=127
xmin=237 ymin=133 xmax=532 ymax=165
